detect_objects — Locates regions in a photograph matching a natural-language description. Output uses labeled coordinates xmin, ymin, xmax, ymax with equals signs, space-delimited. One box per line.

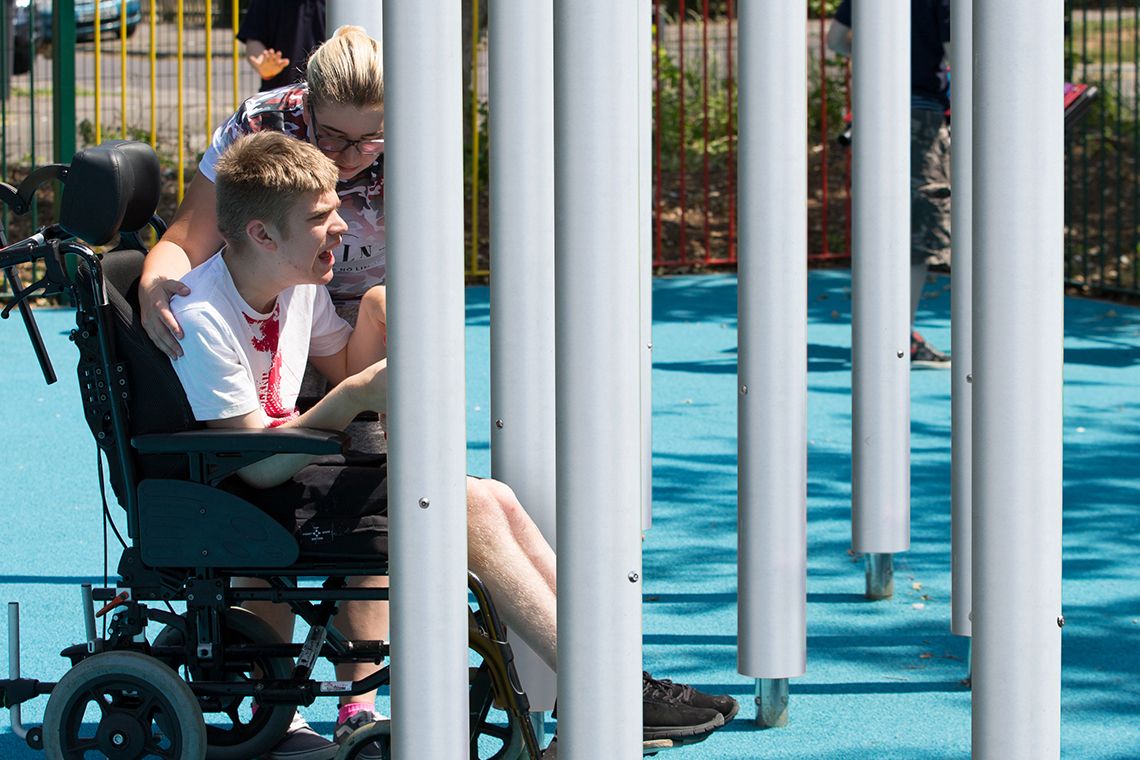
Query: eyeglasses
xmin=310 ymin=108 xmax=385 ymax=156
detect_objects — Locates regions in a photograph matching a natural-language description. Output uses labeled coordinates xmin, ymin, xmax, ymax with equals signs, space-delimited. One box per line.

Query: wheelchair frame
xmin=0 ymin=141 xmax=542 ymax=760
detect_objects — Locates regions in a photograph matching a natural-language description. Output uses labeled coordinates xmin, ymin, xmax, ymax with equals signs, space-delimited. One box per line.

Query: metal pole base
xmin=529 ymin=712 xmax=547 ymax=753
xmin=753 ymin=677 xmax=789 ymax=728
xmin=865 ymin=553 xmax=894 ymax=600
xmin=8 ymin=602 xmax=28 ymax=740
xmin=964 ymin=638 xmax=973 ymax=688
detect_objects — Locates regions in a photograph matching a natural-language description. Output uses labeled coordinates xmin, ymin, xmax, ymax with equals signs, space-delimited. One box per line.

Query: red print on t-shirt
xmin=244 ymin=305 xmax=298 ymax=427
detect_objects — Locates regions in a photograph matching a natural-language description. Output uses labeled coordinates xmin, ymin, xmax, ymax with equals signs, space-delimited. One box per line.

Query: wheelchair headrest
xmin=59 ymin=141 xmax=161 ymax=246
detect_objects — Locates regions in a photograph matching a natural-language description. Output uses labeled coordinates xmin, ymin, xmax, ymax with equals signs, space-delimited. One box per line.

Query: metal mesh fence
xmin=2 ymin=1 xmax=1139 ymax=297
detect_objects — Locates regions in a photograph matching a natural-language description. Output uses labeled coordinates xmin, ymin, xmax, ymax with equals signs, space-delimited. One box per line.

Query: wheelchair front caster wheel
xmin=41 ymin=650 xmax=207 ymax=759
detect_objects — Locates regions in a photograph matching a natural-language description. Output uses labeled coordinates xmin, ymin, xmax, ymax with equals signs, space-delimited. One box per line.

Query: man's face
xmin=277 ymin=189 xmax=348 ymax=286
xmin=308 ymin=102 xmax=385 ymax=181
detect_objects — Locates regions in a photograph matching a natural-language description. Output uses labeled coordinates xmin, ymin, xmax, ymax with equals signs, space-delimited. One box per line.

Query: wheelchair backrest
xmin=56 ymin=143 xmax=201 ymax=512
xmin=75 ymin=249 xmax=201 ymax=497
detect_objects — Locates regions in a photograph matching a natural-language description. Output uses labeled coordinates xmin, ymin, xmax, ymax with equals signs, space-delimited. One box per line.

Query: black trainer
xmin=642 ymin=671 xmax=725 ymax=741
xmin=642 ymin=671 xmax=739 ymax=724
xmin=911 ymin=331 xmax=951 ymax=369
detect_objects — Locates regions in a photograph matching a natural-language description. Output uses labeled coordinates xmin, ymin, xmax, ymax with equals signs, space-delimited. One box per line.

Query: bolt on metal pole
xmin=736 ymin=0 xmax=807 ymax=729
xmin=850 ymin=0 xmax=911 ymax=597
xmin=972 ymin=1 xmax=1064 ymax=757
xmin=554 ymin=0 xmax=643 ymax=756
xmin=383 ymin=3 xmax=469 ymax=758
xmin=950 ymin=0 xmax=973 ymax=643
xmin=488 ymin=0 xmax=557 ymax=712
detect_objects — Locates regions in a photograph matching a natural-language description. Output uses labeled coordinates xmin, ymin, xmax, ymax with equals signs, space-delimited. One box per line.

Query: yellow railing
xmin=70 ymin=1 xmax=488 ymax=276
xmin=469 ymin=0 xmax=483 ymax=277
xmin=93 ymin=0 xmax=100 ymax=143
xmin=149 ymin=0 xmax=157 ymax=147
xmin=120 ymin=0 xmax=127 ymax=138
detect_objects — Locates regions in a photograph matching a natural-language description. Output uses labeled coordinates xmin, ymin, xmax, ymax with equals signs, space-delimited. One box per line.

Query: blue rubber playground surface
xmin=2 ymin=270 xmax=1139 ymax=758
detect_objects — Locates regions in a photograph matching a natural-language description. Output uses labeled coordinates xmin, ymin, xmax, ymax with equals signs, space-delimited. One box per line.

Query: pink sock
xmin=338 ymin=702 xmax=373 ymax=724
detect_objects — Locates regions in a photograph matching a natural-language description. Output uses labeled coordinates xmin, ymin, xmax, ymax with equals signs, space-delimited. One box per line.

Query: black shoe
xmin=642 ymin=671 xmax=739 ymax=724
xmin=268 ymin=713 xmax=338 ymax=760
xmin=642 ymin=671 xmax=725 ymax=741
xmin=642 ymin=669 xmax=738 ymax=724
xmin=911 ymin=331 xmax=951 ymax=369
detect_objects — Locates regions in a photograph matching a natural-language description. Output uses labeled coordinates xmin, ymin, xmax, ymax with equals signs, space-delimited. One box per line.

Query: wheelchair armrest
xmin=132 ymin=427 xmax=348 ymax=456
xmin=132 ymin=428 xmax=349 ymax=485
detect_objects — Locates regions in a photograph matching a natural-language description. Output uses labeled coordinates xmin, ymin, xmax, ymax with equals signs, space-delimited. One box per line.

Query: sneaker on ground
xmin=642 ymin=671 xmax=725 ymax=741
xmin=333 ymin=709 xmax=391 ymax=760
xmin=911 ymin=331 xmax=951 ymax=369
xmin=268 ymin=712 xmax=339 ymax=760
xmin=642 ymin=671 xmax=739 ymax=724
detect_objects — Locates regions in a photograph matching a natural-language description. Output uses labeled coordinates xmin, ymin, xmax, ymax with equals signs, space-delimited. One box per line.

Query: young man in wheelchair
xmin=171 ymin=130 xmax=737 ymax=757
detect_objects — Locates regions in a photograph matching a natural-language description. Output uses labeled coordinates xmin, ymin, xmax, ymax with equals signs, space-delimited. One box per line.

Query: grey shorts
xmin=223 ymin=454 xmax=389 ymax=562
xmin=911 ymin=108 xmax=952 ymax=267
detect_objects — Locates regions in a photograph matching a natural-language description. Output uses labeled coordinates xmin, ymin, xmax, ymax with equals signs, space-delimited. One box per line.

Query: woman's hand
xmin=140 ymin=275 xmax=192 ymax=358
xmin=138 ymin=173 xmax=223 ymax=358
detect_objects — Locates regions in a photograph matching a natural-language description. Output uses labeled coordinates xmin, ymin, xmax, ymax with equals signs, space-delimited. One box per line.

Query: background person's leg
xmin=911 ymin=260 xmax=928 ymax=328
xmin=234 ymin=576 xmax=296 ymax=643
xmin=333 ymin=575 xmax=391 ymax=702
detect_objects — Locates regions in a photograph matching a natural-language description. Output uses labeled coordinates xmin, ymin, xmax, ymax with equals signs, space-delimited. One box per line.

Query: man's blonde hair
xmin=214 ymin=131 xmax=339 ymax=246
xmin=306 ymin=25 xmax=384 ymax=111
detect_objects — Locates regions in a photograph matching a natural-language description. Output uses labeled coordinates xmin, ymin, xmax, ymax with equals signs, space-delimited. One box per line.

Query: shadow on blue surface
xmin=1 ymin=272 xmax=1139 ymax=758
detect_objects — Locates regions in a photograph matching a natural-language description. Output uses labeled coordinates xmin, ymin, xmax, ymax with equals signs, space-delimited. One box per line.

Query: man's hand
xmin=139 ymin=275 xmax=191 ymax=359
xmin=342 ymin=360 xmax=388 ymax=415
xmin=249 ymin=48 xmax=290 ymax=81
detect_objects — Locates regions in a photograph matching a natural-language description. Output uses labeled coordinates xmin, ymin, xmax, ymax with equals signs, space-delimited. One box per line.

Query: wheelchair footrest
xmin=0 ymin=678 xmax=48 ymax=709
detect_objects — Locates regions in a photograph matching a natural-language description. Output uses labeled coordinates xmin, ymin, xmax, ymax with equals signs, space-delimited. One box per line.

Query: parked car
xmin=8 ymin=0 xmax=142 ymax=75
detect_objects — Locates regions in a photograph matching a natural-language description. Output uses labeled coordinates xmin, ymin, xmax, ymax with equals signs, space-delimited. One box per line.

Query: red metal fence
xmin=651 ymin=0 xmax=852 ymax=270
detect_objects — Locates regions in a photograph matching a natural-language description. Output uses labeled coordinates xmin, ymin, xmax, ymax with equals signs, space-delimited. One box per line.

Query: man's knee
xmin=467 ymin=478 xmax=520 ymax=526
xmin=361 ymin=285 xmax=387 ymax=323
xmin=482 ymin=478 xmax=521 ymax=507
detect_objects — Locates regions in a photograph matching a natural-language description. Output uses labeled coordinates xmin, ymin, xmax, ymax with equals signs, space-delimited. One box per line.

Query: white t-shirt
xmin=170 ymin=252 xmax=352 ymax=425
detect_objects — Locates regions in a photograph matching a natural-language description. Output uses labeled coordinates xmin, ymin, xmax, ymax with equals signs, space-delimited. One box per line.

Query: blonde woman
xmin=141 ymin=25 xmax=387 ymax=362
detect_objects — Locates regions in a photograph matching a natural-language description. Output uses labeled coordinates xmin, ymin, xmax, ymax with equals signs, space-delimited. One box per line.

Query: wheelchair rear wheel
xmin=152 ymin=607 xmax=295 ymax=760
xmin=41 ymin=650 xmax=207 ymax=759
xmin=469 ymin=660 xmax=538 ymax=760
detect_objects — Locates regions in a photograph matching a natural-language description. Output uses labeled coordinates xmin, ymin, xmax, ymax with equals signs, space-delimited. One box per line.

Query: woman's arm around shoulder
xmin=140 ymin=173 xmax=226 ymax=358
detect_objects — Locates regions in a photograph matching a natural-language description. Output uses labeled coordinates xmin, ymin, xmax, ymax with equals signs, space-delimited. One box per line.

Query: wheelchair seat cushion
xmin=219 ymin=456 xmax=389 ymax=563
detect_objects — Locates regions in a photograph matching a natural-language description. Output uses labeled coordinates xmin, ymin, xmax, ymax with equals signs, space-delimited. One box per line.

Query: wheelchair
xmin=0 ymin=141 xmax=542 ymax=759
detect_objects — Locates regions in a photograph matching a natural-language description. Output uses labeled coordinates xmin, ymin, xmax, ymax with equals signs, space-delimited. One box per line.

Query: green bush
xmin=654 ymin=41 xmax=735 ymax=175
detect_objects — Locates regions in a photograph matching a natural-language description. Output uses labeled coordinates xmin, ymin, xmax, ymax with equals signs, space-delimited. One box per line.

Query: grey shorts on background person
xmin=911 ymin=108 xmax=952 ymax=268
